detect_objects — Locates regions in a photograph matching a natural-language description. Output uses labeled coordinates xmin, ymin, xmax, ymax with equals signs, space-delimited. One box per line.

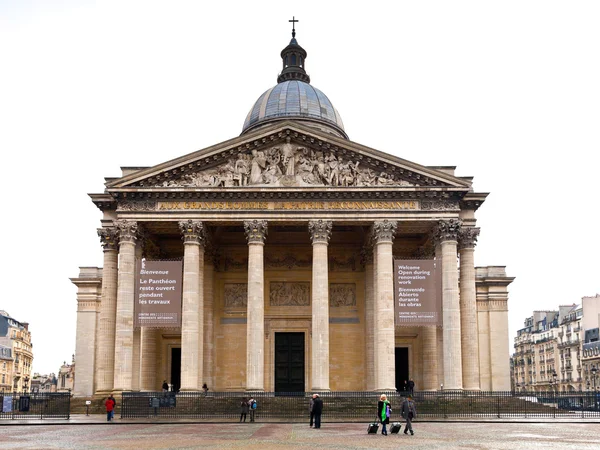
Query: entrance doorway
xmin=395 ymin=347 xmax=409 ymax=391
xmin=274 ymin=332 xmax=305 ymax=393
xmin=171 ymin=347 xmax=181 ymax=392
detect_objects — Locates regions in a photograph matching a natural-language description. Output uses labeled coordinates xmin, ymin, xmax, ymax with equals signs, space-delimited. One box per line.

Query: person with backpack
xmin=377 ymin=394 xmax=391 ymax=435
xmin=248 ymin=397 xmax=257 ymax=422
xmin=401 ymin=394 xmax=417 ymax=435
xmin=240 ymin=397 xmax=249 ymax=422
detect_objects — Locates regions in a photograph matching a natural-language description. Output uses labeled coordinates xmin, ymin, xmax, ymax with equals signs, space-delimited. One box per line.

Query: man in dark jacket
xmin=401 ymin=395 xmax=417 ymax=435
xmin=312 ymin=394 xmax=323 ymax=429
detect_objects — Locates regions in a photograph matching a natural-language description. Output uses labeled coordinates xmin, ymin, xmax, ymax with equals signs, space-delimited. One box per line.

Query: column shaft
xmin=95 ymin=228 xmax=119 ymax=393
xmin=180 ymin=235 xmax=204 ymax=390
xmin=203 ymin=260 xmax=215 ymax=389
xmin=245 ymin=220 xmax=267 ymax=391
xmin=312 ymin=243 xmax=330 ymax=390
xmin=364 ymin=251 xmax=375 ymax=391
xmin=140 ymin=328 xmax=157 ymax=391
xmin=372 ymin=220 xmax=397 ymax=391
xmin=422 ymin=326 xmax=438 ymax=390
xmin=113 ymin=221 xmax=138 ymax=391
xmin=441 ymin=240 xmax=463 ymax=390
xmin=132 ymin=328 xmax=141 ymax=390
xmin=459 ymin=243 xmax=480 ymax=390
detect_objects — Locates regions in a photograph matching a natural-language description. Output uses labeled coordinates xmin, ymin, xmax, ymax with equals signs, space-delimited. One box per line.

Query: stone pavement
xmin=1 ymin=421 xmax=600 ymax=449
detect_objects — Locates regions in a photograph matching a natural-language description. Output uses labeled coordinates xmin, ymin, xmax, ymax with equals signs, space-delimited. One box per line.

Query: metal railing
xmin=0 ymin=392 xmax=70 ymax=419
xmin=121 ymin=391 xmax=600 ymax=420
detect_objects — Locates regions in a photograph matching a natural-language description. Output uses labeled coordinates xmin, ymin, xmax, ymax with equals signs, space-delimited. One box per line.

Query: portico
xmin=71 ymin=29 xmax=513 ymax=397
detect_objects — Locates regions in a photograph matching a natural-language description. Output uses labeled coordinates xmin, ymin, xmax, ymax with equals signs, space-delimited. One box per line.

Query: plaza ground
xmin=1 ymin=420 xmax=600 ymax=449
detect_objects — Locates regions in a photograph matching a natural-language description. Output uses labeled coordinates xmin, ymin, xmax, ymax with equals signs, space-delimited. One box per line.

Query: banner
xmin=135 ymin=259 xmax=183 ymax=327
xmin=394 ymin=260 xmax=441 ymax=326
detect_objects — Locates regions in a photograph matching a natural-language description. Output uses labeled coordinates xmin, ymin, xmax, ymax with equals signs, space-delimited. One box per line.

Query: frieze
xmin=156 ymin=200 xmax=420 ymax=211
xmin=150 ymin=143 xmax=415 ymax=189
xmin=329 ymin=284 xmax=356 ymax=307
xmin=265 ymin=254 xmax=311 ymax=270
xmin=269 ymin=282 xmax=310 ymax=306
xmin=421 ymin=200 xmax=460 ymax=211
xmin=118 ymin=201 xmax=157 ymax=211
xmin=329 ymin=256 xmax=358 ymax=272
xmin=224 ymin=283 xmax=247 ymax=307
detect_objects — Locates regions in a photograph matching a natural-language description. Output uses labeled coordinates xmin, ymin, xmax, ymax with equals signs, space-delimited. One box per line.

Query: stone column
xmin=244 ymin=220 xmax=268 ymax=391
xmin=434 ymin=219 xmax=463 ymax=390
xmin=309 ymin=220 xmax=332 ymax=391
xmin=113 ymin=220 xmax=138 ymax=391
xmin=95 ymin=227 xmax=119 ymax=394
xmin=459 ymin=227 xmax=481 ymax=391
xmin=422 ymin=326 xmax=438 ymax=391
xmin=179 ymin=220 xmax=205 ymax=391
xmin=132 ymin=328 xmax=141 ymax=391
xmin=372 ymin=220 xmax=397 ymax=391
xmin=362 ymin=243 xmax=375 ymax=391
xmin=203 ymin=254 xmax=215 ymax=390
xmin=140 ymin=327 xmax=158 ymax=391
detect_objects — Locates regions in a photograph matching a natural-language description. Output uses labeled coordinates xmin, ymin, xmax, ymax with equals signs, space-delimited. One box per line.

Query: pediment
xmin=107 ymin=122 xmax=471 ymax=191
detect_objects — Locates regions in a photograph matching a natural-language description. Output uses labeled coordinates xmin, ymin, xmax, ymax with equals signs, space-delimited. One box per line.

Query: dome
xmin=241 ymin=80 xmax=346 ymax=138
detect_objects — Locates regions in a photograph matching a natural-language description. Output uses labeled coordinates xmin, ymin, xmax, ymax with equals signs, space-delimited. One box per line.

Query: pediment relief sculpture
xmin=155 ymin=139 xmax=414 ymax=188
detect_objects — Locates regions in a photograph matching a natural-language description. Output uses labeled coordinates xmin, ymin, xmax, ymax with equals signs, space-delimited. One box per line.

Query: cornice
xmin=460 ymin=192 xmax=489 ymax=211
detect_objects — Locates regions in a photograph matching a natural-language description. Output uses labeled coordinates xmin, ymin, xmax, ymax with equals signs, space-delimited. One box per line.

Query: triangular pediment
xmin=107 ymin=121 xmax=471 ymax=191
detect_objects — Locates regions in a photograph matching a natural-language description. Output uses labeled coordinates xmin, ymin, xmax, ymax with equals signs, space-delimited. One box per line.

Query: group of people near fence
xmin=239 ymin=396 xmax=257 ymax=422
xmin=378 ymin=394 xmax=417 ymax=436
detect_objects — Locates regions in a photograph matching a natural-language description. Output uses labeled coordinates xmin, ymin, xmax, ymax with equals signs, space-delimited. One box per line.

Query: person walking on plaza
xmin=240 ymin=397 xmax=250 ymax=422
xmin=248 ymin=397 xmax=257 ymax=422
xmin=377 ymin=394 xmax=391 ymax=435
xmin=312 ymin=394 xmax=323 ymax=429
xmin=309 ymin=394 xmax=316 ymax=427
xmin=401 ymin=395 xmax=417 ymax=435
xmin=162 ymin=380 xmax=169 ymax=392
xmin=105 ymin=394 xmax=116 ymax=422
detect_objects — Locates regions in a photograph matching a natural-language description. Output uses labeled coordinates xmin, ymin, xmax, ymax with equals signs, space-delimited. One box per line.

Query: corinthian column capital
xmin=434 ymin=218 xmax=462 ymax=243
xmin=458 ymin=227 xmax=480 ymax=250
xmin=308 ymin=220 xmax=332 ymax=245
xmin=244 ymin=220 xmax=268 ymax=244
xmin=178 ymin=220 xmax=205 ymax=244
xmin=98 ymin=227 xmax=119 ymax=251
xmin=372 ymin=220 xmax=398 ymax=244
xmin=115 ymin=220 xmax=138 ymax=244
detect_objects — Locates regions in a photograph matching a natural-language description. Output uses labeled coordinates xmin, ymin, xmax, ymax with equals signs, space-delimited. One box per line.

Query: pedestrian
xmin=309 ymin=394 xmax=316 ymax=427
xmin=377 ymin=394 xmax=391 ymax=435
xmin=202 ymin=383 xmax=209 ymax=396
xmin=402 ymin=380 xmax=408 ymax=393
xmin=240 ymin=397 xmax=249 ymax=422
xmin=312 ymin=394 xmax=323 ymax=429
xmin=401 ymin=394 xmax=417 ymax=435
xmin=408 ymin=378 xmax=415 ymax=395
xmin=105 ymin=394 xmax=116 ymax=422
xmin=248 ymin=397 xmax=256 ymax=422
xmin=162 ymin=380 xmax=169 ymax=392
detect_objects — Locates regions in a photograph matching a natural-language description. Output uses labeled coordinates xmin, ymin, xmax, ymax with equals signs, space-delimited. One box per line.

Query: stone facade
xmin=0 ymin=310 xmax=33 ymax=392
xmin=72 ymin=32 xmax=514 ymax=395
xmin=513 ymin=295 xmax=600 ymax=393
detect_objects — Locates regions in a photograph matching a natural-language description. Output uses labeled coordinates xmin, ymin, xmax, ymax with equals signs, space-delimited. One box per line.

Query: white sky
xmin=1 ymin=1 xmax=599 ymax=376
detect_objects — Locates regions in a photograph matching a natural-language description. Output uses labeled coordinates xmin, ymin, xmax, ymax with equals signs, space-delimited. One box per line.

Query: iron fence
xmin=121 ymin=390 xmax=600 ymax=420
xmin=0 ymin=392 xmax=70 ymax=419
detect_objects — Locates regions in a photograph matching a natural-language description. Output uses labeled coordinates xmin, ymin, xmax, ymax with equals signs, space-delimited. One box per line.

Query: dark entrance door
xmin=395 ymin=347 xmax=409 ymax=392
xmin=275 ymin=332 xmax=305 ymax=393
xmin=171 ymin=347 xmax=181 ymax=392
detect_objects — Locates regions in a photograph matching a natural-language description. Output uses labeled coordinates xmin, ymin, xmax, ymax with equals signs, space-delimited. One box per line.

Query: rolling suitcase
xmin=389 ymin=422 xmax=402 ymax=434
xmin=367 ymin=421 xmax=379 ymax=434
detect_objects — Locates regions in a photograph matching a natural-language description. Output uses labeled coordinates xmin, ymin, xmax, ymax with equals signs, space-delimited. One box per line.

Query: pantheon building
xmin=72 ymin=30 xmax=513 ymax=397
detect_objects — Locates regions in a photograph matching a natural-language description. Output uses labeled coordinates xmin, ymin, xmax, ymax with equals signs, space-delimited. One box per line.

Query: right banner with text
xmin=394 ymin=259 xmax=442 ymax=326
